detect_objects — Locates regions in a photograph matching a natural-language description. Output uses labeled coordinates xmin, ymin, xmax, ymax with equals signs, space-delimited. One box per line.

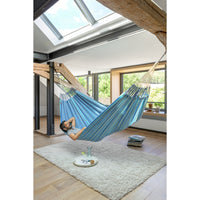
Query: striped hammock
xmin=59 ymin=52 xmax=166 ymax=141
xmin=60 ymin=85 xmax=149 ymax=141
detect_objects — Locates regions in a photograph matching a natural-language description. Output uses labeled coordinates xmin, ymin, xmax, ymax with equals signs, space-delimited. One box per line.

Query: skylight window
xmin=44 ymin=0 xmax=89 ymax=36
xmin=35 ymin=0 xmax=131 ymax=46
xmin=83 ymin=0 xmax=113 ymax=20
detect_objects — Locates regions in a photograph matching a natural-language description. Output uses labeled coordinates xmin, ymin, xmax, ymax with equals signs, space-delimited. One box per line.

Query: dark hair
xmin=60 ymin=121 xmax=69 ymax=132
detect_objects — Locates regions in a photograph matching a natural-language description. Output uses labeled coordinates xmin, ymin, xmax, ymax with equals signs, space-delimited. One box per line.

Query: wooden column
xmin=111 ymin=71 xmax=120 ymax=103
xmin=93 ymin=74 xmax=99 ymax=101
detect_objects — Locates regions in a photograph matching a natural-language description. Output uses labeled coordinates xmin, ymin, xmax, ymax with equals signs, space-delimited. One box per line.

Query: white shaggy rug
xmin=34 ymin=140 xmax=166 ymax=200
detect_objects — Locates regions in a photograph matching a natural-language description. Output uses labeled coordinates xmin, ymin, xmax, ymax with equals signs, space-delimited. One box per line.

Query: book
xmin=128 ymin=135 xmax=145 ymax=142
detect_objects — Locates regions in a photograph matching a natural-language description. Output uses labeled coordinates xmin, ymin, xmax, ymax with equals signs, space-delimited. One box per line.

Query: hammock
xmin=59 ymin=52 xmax=166 ymax=142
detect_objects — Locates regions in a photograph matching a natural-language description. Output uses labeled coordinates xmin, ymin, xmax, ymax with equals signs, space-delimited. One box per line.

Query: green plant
xmin=154 ymin=102 xmax=163 ymax=108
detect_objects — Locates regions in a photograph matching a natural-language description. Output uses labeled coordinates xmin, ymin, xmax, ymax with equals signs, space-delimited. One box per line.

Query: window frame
xmin=76 ymin=71 xmax=111 ymax=105
xmin=76 ymin=74 xmax=93 ymax=97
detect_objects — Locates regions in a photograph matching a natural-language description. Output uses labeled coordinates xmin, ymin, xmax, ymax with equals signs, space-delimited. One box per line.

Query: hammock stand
xmin=58 ymin=51 xmax=166 ymax=142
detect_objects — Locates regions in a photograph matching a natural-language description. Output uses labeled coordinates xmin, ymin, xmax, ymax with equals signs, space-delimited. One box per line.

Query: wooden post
xmin=93 ymin=74 xmax=98 ymax=101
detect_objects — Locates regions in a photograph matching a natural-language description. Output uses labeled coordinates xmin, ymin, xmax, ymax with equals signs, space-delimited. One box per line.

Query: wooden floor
xmin=34 ymin=116 xmax=166 ymax=200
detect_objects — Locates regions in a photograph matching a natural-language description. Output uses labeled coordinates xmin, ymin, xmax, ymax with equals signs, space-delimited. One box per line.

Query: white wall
xmin=33 ymin=76 xmax=60 ymax=117
xmin=132 ymin=118 xmax=166 ymax=132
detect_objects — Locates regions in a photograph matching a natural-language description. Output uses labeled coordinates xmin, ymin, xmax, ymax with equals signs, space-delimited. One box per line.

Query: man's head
xmin=60 ymin=121 xmax=72 ymax=132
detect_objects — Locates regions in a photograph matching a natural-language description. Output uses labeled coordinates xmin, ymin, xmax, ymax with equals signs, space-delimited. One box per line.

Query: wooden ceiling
xmin=97 ymin=0 xmax=166 ymax=47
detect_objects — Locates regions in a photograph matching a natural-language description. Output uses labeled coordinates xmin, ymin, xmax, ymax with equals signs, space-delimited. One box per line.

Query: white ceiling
xmin=34 ymin=0 xmax=166 ymax=76
xmin=52 ymin=30 xmax=166 ymax=76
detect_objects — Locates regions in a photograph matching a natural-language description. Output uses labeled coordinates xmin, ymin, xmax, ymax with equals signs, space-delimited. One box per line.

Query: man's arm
xmin=65 ymin=117 xmax=75 ymax=126
xmin=68 ymin=127 xmax=86 ymax=140
xmin=71 ymin=117 xmax=76 ymax=127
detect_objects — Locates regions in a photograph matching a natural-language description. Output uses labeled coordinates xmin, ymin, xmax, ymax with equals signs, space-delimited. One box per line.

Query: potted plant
xmin=154 ymin=103 xmax=162 ymax=112
xmin=148 ymin=103 xmax=153 ymax=111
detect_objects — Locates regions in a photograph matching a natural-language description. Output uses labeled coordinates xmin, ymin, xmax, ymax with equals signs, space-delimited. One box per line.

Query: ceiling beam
xmin=49 ymin=23 xmax=142 ymax=60
xmin=34 ymin=0 xmax=59 ymax=20
xmin=34 ymin=51 xmax=49 ymax=63
xmin=96 ymin=0 xmax=166 ymax=47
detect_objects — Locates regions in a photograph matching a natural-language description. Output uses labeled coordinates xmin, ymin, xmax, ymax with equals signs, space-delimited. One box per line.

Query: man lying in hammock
xmin=60 ymin=117 xmax=86 ymax=140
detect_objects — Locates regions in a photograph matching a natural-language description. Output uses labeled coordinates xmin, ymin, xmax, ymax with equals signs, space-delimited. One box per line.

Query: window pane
xmin=122 ymin=70 xmax=165 ymax=109
xmin=83 ymin=0 xmax=113 ymax=20
xmin=77 ymin=76 xmax=87 ymax=89
xmin=148 ymin=70 xmax=165 ymax=109
xmin=88 ymin=76 xmax=93 ymax=96
xmin=123 ymin=72 xmax=146 ymax=92
xmin=98 ymin=73 xmax=110 ymax=105
xmin=44 ymin=0 xmax=89 ymax=36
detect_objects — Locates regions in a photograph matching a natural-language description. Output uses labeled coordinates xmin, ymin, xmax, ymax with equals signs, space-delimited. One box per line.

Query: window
xmin=83 ymin=0 xmax=113 ymax=20
xmin=123 ymin=71 xmax=146 ymax=91
xmin=44 ymin=0 xmax=89 ymax=37
xmin=88 ymin=76 xmax=93 ymax=96
xmin=77 ymin=75 xmax=93 ymax=97
xmin=35 ymin=0 xmax=130 ymax=46
xmin=76 ymin=73 xmax=110 ymax=105
xmin=147 ymin=70 xmax=165 ymax=110
xmin=98 ymin=73 xmax=110 ymax=105
xmin=42 ymin=0 xmax=114 ymax=38
xmin=77 ymin=76 xmax=87 ymax=89
xmin=121 ymin=69 xmax=166 ymax=112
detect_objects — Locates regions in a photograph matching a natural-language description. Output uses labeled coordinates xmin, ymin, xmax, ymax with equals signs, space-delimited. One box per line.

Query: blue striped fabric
xmin=60 ymin=84 xmax=149 ymax=141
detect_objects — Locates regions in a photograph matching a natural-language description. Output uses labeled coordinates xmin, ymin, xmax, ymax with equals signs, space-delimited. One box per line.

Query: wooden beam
xmin=97 ymin=0 xmax=166 ymax=47
xmin=33 ymin=63 xmax=50 ymax=72
xmin=55 ymin=63 xmax=88 ymax=95
xmin=33 ymin=62 xmax=89 ymax=95
xmin=33 ymin=63 xmax=49 ymax=69
xmin=54 ymin=76 xmax=73 ymax=88
xmin=33 ymin=69 xmax=71 ymax=87
xmin=111 ymin=61 xmax=166 ymax=73
xmin=33 ymin=70 xmax=50 ymax=80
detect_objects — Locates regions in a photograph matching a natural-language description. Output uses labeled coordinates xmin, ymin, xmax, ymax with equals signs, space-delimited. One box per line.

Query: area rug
xmin=34 ymin=140 xmax=166 ymax=200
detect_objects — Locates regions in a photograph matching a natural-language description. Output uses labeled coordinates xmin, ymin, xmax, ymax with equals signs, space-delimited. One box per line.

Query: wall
xmin=132 ymin=118 xmax=166 ymax=132
xmin=33 ymin=76 xmax=60 ymax=117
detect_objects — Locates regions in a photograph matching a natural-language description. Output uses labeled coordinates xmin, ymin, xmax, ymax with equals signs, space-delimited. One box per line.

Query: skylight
xmin=35 ymin=0 xmax=132 ymax=46
xmin=44 ymin=0 xmax=89 ymax=36
xmin=43 ymin=0 xmax=114 ymax=38
xmin=83 ymin=0 xmax=113 ymax=20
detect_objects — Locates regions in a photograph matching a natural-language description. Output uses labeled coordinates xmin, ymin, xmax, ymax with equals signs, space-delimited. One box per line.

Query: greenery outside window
xmin=98 ymin=73 xmax=110 ymax=105
xmin=88 ymin=76 xmax=93 ymax=96
xmin=77 ymin=76 xmax=87 ymax=89
xmin=122 ymin=69 xmax=166 ymax=112
xmin=76 ymin=72 xmax=111 ymax=105
xmin=77 ymin=75 xmax=93 ymax=97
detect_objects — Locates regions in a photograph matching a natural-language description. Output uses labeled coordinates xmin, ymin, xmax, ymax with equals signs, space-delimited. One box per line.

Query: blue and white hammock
xmin=59 ymin=52 xmax=166 ymax=142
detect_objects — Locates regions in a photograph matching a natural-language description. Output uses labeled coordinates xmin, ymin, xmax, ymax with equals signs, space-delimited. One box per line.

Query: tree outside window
xmin=98 ymin=73 xmax=110 ymax=105
xmin=122 ymin=69 xmax=166 ymax=110
xmin=77 ymin=76 xmax=87 ymax=89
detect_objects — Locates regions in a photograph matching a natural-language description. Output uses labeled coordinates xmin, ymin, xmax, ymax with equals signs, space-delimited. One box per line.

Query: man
xmin=60 ymin=117 xmax=86 ymax=140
